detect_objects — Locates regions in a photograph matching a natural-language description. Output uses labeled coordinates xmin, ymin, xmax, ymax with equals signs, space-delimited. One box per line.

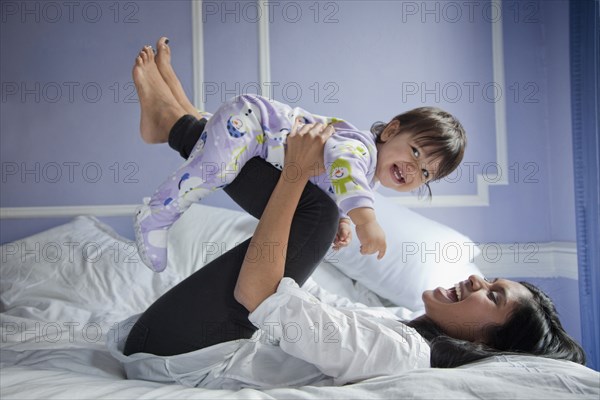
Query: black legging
xmin=124 ymin=115 xmax=339 ymax=356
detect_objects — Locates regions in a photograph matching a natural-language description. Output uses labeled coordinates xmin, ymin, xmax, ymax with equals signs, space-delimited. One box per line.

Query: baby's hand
xmin=355 ymin=220 xmax=386 ymax=260
xmin=333 ymin=218 xmax=352 ymax=251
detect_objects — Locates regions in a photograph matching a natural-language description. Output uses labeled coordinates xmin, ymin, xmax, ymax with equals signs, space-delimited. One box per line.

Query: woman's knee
xmin=168 ymin=115 xmax=206 ymax=159
xmin=297 ymin=183 xmax=339 ymax=258
xmin=304 ymin=181 xmax=339 ymax=231
xmin=317 ymin=189 xmax=340 ymax=240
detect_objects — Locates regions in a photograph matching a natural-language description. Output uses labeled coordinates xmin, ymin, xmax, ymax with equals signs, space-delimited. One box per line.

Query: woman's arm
xmin=234 ymin=122 xmax=334 ymax=312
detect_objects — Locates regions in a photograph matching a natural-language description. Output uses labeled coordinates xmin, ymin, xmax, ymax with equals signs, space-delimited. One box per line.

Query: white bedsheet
xmin=1 ymin=216 xmax=599 ymax=399
xmin=2 ymin=353 xmax=598 ymax=399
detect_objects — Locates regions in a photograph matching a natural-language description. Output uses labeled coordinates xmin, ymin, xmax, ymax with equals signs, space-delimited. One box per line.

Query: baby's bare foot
xmin=132 ymin=45 xmax=186 ymax=143
xmin=154 ymin=37 xmax=203 ymax=120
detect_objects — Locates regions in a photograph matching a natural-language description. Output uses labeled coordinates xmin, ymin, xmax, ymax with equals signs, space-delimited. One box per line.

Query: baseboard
xmin=474 ymin=242 xmax=578 ymax=280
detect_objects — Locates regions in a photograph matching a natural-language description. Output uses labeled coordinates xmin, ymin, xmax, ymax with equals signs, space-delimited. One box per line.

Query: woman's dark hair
xmin=371 ymin=107 xmax=466 ymax=198
xmin=406 ymin=281 xmax=586 ymax=368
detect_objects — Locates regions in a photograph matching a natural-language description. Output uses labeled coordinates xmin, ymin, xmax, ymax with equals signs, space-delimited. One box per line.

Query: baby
xmin=134 ymin=92 xmax=466 ymax=272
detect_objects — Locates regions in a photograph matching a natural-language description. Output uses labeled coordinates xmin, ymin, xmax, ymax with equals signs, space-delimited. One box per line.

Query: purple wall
xmin=0 ymin=0 xmax=576 ymax=244
xmin=0 ymin=0 xmax=198 ymax=241
xmin=414 ymin=0 xmax=576 ymax=245
xmin=542 ymin=0 xmax=576 ymax=242
xmin=0 ymin=0 xmax=580 ymax=341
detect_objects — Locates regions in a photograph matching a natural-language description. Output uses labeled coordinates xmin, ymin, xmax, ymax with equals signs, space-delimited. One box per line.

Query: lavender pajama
xmin=135 ymin=95 xmax=379 ymax=272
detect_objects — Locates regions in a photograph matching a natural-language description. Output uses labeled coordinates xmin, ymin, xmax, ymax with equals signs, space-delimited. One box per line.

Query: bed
xmin=1 ymin=201 xmax=599 ymax=399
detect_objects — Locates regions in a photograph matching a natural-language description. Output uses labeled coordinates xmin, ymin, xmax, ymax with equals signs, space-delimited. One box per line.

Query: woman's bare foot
xmin=154 ymin=37 xmax=203 ymax=120
xmin=132 ymin=45 xmax=186 ymax=143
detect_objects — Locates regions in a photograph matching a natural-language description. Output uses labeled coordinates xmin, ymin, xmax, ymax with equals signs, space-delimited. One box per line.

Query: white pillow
xmin=0 ymin=216 xmax=180 ymax=322
xmin=167 ymin=205 xmax=389 ymax=308
xmin=325 ymin=192 xmax=483 ymax=311
xmin=167 ymin=204 xmax=258 ymax=278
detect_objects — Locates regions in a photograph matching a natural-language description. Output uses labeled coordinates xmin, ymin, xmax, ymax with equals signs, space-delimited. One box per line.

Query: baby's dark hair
xmin=371 ymin=107 xmax=466 ymax=197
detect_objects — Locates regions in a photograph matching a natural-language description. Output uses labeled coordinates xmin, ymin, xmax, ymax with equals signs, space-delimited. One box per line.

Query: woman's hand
xmin=284 ymin=122 xmax=335 ymax=181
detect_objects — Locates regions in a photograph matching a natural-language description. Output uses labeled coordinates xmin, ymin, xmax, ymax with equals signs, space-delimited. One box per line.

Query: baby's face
xmin=375 ymin=130 xmax=436 ymax=192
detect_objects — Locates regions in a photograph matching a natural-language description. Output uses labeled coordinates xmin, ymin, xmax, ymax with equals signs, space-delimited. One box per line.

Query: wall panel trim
xmin=252 ymin=0 xmax=509 ymax=208
xmin=0 ymin=205 xmax=137 ymax=219
xmin=475 ymin=241 xmax=578 ymax=280
xmin=192 ymin=0 xmax=205 ymax=111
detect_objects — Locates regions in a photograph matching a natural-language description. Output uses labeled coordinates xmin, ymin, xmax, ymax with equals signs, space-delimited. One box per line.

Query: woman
xmin=111 ymin=39 xmax=585 ymax=389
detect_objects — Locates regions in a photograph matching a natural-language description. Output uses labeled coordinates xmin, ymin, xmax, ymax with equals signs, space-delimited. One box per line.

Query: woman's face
xmin=422 ymin=275 xmax=533 ymax=343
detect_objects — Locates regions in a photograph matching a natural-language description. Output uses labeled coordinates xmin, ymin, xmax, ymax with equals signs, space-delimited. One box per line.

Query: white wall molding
xmin=475 ymin=242 xmax=578 ymax=280
xmin=192 ymin=0 xmax=205 ymax=111
xmin=0 ymin=205 xmax=137 ymax=219
xmin=257 ymin=0 xmax=271 ymax=92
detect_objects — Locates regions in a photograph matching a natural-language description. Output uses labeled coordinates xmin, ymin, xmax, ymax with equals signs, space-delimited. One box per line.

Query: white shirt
xmin=106 ymin=278 xmax=430 ymax=389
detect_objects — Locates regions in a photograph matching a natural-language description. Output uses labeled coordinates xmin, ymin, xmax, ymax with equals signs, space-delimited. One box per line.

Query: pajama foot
xmin=134 ymin=203 xmax=169 ymax=272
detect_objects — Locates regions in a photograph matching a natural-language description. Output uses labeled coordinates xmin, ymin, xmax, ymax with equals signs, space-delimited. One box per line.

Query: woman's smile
xmin=435 ymin=281 xmax=467 ymax=303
